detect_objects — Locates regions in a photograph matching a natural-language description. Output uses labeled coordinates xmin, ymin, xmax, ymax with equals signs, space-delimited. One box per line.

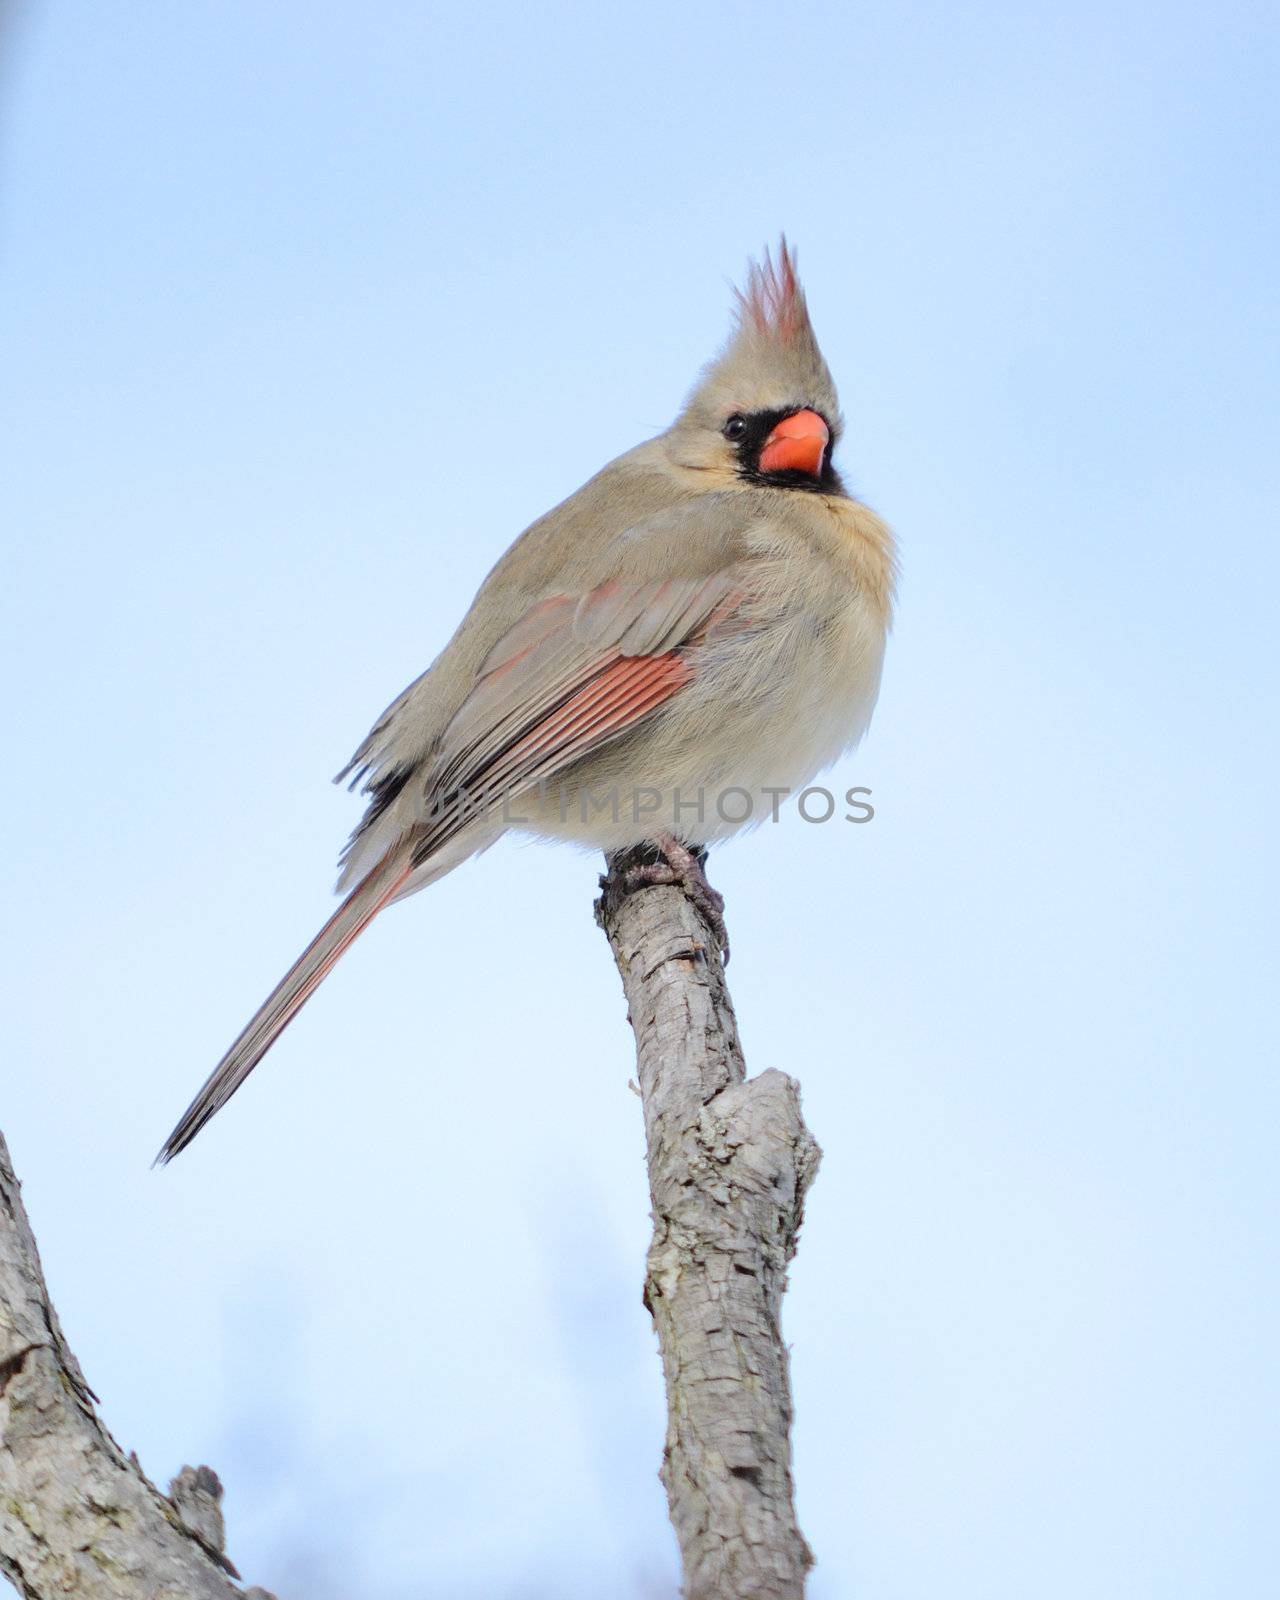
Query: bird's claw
xmin=622 ymin=835 xmax=730 ymax=963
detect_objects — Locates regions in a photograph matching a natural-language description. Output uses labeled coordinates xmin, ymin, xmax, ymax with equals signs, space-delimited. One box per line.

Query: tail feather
xmin=155 ymin=847 xmax=413 ymax=1164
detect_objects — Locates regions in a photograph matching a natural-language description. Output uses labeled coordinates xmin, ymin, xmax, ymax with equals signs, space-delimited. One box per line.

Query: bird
xmin=156 ymin=240 xmax=897 ymax=1163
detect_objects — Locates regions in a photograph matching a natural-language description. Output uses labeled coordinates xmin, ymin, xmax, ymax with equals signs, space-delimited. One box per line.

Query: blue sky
xmin=2 ymin=2 xmax=1277 ymax=1596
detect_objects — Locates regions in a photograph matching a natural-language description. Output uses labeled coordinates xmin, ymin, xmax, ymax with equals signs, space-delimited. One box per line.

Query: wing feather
xmin=409 ymin=572 xmax=746 ymax=852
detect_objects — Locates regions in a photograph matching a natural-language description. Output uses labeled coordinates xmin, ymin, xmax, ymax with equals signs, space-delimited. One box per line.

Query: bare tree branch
xmin=4 ymin=846 xmax=819 ymax=1600
xmin=597 ymin=849 xmax=821 ymax=1600
xmin=0 ymin=1131 xmax=272 ymax=1600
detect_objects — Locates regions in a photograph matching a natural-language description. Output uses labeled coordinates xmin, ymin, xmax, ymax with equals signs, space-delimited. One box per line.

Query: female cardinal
xmin=158 ymin=241 xmax=897 ymax=1162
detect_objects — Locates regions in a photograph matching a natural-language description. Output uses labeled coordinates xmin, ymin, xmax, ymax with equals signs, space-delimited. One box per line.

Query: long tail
xmin=155 ymin=846 xmax=414 ymax=1164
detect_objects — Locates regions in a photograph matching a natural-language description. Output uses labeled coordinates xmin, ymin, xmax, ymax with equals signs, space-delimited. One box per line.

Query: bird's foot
xmin=620 ymin=834 xmax=729 ymax=963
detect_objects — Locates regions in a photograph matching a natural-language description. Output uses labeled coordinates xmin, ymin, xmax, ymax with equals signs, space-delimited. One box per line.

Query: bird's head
xmin=667 ymin=239 xmax=843 ymax=495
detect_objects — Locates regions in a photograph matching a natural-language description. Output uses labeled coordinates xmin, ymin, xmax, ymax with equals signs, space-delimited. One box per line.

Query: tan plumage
xmin=157 ymin=240 xmax=897 ymax=1163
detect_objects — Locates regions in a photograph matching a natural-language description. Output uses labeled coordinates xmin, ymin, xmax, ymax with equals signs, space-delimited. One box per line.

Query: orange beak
xmin=758 ymin=409 xmax=829 ymax=477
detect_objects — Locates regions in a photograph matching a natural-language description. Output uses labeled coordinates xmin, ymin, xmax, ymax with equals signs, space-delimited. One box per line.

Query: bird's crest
xmin=675 ymin=237 xmax=837 ymax=430
xmin=733 ymin=237 xmax=808 ymax=344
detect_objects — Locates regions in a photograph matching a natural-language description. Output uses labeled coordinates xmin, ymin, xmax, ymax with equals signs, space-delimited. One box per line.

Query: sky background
xmin=1 ymin=2 xmax=1277 ymax=1596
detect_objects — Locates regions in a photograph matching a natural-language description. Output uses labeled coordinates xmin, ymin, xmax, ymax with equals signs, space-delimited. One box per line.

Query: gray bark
xmin=0 ymin=1131 xmax=272 ymax=1600
xmin=3 ymin=853 xmax=818 ymax=1600
xmin=597 ymin=850 xmax=821 ymax=1600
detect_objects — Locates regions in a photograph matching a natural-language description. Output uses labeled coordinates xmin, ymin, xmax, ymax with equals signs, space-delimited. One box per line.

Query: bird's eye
xmin=723 ymin=415 xmax=748 ymax=441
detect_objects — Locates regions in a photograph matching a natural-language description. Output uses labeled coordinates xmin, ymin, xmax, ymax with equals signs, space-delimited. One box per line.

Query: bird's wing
xmin=333 ymin=484 xmax=757 ymax=875
xmin=405 ymin=567 xmax=748 ymax=860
